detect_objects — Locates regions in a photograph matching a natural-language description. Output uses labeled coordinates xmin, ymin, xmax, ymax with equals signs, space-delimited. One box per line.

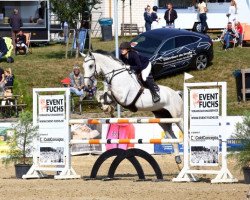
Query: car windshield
xmin=131 ymin=35 xmax=162 ymax=54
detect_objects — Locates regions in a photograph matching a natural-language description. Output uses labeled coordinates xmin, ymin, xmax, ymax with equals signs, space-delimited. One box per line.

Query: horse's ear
xmin=89 ymin=51 xmax=93 ymax=56
xmin=80 ymin=52 xmax=87 ymax=58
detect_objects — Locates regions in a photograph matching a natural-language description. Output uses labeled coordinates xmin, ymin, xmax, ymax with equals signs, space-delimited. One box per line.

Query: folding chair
xmin=23 ymin=32 xmax=32 ymax=54
xmin=219 ymin=34 xmax=238 ymax=50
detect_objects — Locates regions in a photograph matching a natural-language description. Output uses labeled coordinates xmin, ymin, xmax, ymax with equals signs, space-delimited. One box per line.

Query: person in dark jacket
xmin=15 ymin=30 xmax=27 ymax=55
xmin=164 ymin=3 xmax=178 ymax=28
xmin=9 ymin=9 xmax=23 ymax=47
xmin=0 ymin=37 xmax=8 ymax=60
xmin=144 ymin=5 xmax=152 ymax=31
xmin=119 ymin=42 xmax=160 ymax=103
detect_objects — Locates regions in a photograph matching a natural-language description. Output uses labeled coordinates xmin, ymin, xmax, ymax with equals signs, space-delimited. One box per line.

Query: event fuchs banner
xmin=38 ymin=95 xmax=67 ymax=165
xmin=189 ymin=89 xmax=220 ymax=166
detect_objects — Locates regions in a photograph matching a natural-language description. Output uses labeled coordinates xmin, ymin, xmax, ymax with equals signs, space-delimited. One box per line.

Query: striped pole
xmin=70 ymin=138 xmax=182 ymax=145
xmin=69 ymin=118 xmax=182 ymax=125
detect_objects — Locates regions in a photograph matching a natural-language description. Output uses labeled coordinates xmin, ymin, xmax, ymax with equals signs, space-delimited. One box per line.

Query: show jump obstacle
xmin=23 ymin=82 xmax=238 ymax=183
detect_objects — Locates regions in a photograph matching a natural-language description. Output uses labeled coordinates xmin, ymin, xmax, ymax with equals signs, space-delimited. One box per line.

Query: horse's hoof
xmin=175 ymin=155 xmax=182 ymax=164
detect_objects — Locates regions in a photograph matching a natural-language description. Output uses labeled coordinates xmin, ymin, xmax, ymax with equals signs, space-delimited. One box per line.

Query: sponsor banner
xmin=0 ymin=123 xmax=14 ymax=158
xmin=101 ymin=123 xmax=183 ymax=154
xmin=189 ymin=88 xmax=220 ymax=166
xmin=38 ymin=95 xmax=65 ymax=128
xmin=71 ymin=124 xmax=102 ymax=155
xmin=190 ymin=127 xmax=219 ymax=166
xmin=38 ymin=95 xmax=68 ymax=165
xmin=190 ymin=89 xmax=219 ymax=126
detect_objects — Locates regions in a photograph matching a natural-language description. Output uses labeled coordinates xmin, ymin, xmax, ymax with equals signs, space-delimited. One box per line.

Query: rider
xmin=119 ymin=42 xmax=160 ymax=103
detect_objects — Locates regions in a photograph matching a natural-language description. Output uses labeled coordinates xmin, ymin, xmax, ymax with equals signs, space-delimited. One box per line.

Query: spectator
xmin=9 ymin=9 xmax=23 ymax=47
xmin=144 ymin=5 xmax=152 ymax=31
xmin=164 ymin=3 xmax=178 ymax=28
xmin=38 ymin=1 xmax=46 ymax=19
xmin=4 ymin=68 xmax=14 ymax=87
xmin=15 ymin=30 xmax=27 ymax=55
xmin=197 ymin=0 xmax=207 ymax=34
xmin=0 ymin=37 xmax=8 ymax=60
xmin=62 ymin=21 xmax=69 ymax=45
xmin=151 ymin=6 xmax=161 ymax=30
xmin=0 ymin=67 xmax=5 ymax=96
xmin=220 ymin=22 xmax=238 ymax=50
xmin=235 ymin=21 xmax=243 ymax=47
xmin=69 ymin=65 xmax=86 ymax=101
xmin=227 ymin=0 xmax=237 ymax=25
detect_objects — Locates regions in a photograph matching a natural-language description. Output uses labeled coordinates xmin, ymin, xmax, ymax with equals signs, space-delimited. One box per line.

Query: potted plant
xmin=2 ymin=111 xmax=38 ymax=179
xmin=229 ymin=112 xmax=250 ymax=184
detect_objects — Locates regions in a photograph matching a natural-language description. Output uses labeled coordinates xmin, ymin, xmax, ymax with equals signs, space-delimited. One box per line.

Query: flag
xmin=184 ymin=72 xmax=194 ymax=81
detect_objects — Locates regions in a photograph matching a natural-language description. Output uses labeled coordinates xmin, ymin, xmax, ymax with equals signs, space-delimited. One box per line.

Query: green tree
xmin=2 ymin=111 xmax=38 ymax=165
xmin=50 ymin=0 xmax=102 ymax=58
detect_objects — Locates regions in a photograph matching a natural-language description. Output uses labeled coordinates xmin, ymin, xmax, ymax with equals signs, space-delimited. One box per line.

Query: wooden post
xmin=241 ymin=69 xmax=250 ymax=102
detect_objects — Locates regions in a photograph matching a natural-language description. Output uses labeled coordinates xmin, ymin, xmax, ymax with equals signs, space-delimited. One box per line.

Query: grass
xmin=3 ymin=36 xmax=250 ymax=115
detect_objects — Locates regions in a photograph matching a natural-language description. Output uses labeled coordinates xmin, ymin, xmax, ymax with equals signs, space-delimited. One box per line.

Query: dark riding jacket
xmin=120 ymin=51 xmax=149 ymax=74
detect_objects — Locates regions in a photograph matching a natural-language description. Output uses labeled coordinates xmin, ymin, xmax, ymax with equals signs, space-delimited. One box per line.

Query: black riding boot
xmin=145 ymin=77 xmax=160 ymax=103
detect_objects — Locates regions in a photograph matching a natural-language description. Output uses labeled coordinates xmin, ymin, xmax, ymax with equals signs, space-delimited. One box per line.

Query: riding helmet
xmin=153 ymin=6 xmax=158 ymax=11
xmin=119 ymin=42 xmax=131 ymax=50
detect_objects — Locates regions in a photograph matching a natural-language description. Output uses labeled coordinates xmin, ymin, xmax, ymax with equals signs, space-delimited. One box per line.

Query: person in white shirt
xmin=227 ymin=0 xmax=237 ymax=26
xmin=197 ymin=0 xmax=207 ymax=33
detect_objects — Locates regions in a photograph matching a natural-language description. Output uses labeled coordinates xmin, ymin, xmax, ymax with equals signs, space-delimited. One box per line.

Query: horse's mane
xmin=93 ymin=49 xmax=124 ymax=65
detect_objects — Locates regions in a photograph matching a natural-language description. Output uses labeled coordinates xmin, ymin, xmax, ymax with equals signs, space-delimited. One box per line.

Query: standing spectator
xmin=144 ymin=5 xmax=152 ymax=31
xmin=197 ymin=0 xmax=207 ymax=34
xmin=9 ymin=9 xmax=23 ymax=47
xmin=164 ymin=3 xmax=178 ymax=28
xmin=0 ymin=67 xmax=5 ymax=96
xmin=227 ymin=0 xmax=237 ymax=26
xmin=15 ymin=30 xmax=27 ymax=55
xmin=0 ymin=37 xmax=8 ymax=60
xmin=38 ymin=1 xmax=46 ymax=20
xmin=235 ymin=21 xmax=243 ymax=47
xmin=151 ymin=6 xmax=161 ymax=30
xmin=62 ymin=21 xmax=69 ymax=44
xmin=220 ymin=22 xmax=237 ymax=50
xmin=69 ymin=65 xmax=86 ymax=101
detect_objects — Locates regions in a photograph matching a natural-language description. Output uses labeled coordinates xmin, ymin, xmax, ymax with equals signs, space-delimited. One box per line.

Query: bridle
xmin=84 ymin=55 xmax=130 ymax=85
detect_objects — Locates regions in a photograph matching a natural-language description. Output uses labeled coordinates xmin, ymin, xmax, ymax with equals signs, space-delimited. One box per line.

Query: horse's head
xmin=81 ymin=51 xmax=97 ymax=87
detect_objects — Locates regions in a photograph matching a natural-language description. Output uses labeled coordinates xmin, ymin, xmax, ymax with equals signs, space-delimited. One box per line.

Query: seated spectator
xmin=15 ymin=30 xmax=27 ymax=55
xmin=235 ymin=21 xmax=243 ymax=47
xmin=0 ymin=67 xmax=5 ymax=96
xmin=220 ymin=22 xmax=238 ymax=50
xmin=69 ymin=65 xmax=86 ymax=101
xmin=4 ymin=68 xmax=14 ymax=87
xmin=0 ymin=37 xmax=8 ymax=60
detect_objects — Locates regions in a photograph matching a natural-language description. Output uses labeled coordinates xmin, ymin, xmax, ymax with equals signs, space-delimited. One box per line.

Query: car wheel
xmin=193 ymin=22 xmax=208 ymax=33
xmin=195 ymin=54 xmax=208 ymax=70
